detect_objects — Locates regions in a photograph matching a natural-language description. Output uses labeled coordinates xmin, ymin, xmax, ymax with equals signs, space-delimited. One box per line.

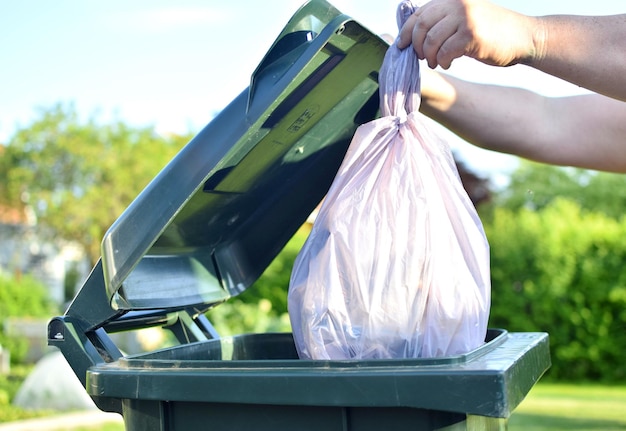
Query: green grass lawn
xmin=509 ymin=383 xmax=626 ymax=430
xmin=73 ymin=423 xmax=124 ymax=431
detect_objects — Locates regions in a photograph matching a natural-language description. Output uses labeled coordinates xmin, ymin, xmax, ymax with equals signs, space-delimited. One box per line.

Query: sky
xmin=1 ymin=0 xmax=624 ymax=183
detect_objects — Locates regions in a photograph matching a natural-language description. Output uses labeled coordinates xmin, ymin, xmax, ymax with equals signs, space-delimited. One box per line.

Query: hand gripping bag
xmin=288 ymin=0 xmax=491 ymax=360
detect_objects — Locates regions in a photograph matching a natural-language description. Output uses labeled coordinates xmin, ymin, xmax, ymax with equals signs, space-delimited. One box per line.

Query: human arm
xmin=419 ymin=68 xmax=626 ymax=172
xmin=398 ymin=0 xmax=626 ymax=102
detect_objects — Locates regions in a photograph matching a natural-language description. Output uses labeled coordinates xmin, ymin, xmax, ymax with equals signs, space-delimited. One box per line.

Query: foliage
xmin=0 ymin=103 xmax=192 ymax=264
xmin=206 ymin=299 xmax=292 ymax=336
xmin=486 ymin=199 xmax=626 ymax=381
xmin=496 ymin=160 xmax=626 ymax=218
xmin=0 ymin=274 xmax=58 ymax=364
xmin=0 ymin=273 xmax=57 ymax=318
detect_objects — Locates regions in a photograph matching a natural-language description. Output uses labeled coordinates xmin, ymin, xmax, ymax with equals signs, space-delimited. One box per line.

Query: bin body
xmin=48 ymin=1 xmax=551 ymax=430
xmin=85 ymin=330 xmax=549 ymax=431
xmin=123 ymin=402 xmax=470 ymax=431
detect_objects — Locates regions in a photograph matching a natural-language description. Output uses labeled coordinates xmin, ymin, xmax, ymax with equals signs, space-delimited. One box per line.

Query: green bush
xmin=485 ymin=199 xmax=626 ymax=381
xmin=0 ymin=274 xmax=58 ymax=364
xmin=0 ymin=273 xmax=57 ymax=318
xmin=207 ymin=299 xmax=292 ymax=336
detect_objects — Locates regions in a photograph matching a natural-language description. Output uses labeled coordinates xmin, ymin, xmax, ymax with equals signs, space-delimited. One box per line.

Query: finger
xmin=397 ymin=13 xmax=419 ymax=49
xmin=435 ymin=32 xmax=469 ymax=69
xmin=408 ymin=3 xmax=449 ymax=63
xmin=419 ymin=17 xmax=458 ymax=68
xmin=410 ymin=13 xmax=431 ymax=60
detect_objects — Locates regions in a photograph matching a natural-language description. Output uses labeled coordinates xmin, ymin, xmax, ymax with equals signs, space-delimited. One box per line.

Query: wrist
xmin=522 ymin=16 xmax=548 ymax=67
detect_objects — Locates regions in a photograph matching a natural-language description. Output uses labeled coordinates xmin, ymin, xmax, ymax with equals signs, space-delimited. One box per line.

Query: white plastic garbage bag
xmin=288 ymin=0 xmax=491 ymax=360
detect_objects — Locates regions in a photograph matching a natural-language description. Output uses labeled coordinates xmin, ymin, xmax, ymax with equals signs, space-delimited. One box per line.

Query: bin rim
xmin=85 ymin=330 xmax=551 ymax=419
xmin=117 ymin=328 xmax=510 ymax=369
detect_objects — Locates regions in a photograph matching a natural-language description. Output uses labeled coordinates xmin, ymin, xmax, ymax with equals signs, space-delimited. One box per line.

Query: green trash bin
xmin=48 ymin=1 xmax=551 ymax=430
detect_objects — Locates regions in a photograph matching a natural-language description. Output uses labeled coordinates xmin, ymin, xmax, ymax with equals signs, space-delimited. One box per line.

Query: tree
xmin=496 ymin=160 xmax=626 ymax=218
xmin=0 ymin=104 xmax=192 ymax=264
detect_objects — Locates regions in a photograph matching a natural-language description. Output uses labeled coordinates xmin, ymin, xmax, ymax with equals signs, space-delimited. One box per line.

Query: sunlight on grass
xmin=510 ymin=383 xmax=626 ymax=431
xmin=73 ymin=423 xmax=124 ymax=431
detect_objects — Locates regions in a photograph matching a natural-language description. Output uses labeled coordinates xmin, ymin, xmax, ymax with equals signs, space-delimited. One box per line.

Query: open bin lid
xmin=100 ymin=0 xmax=388 ymax=311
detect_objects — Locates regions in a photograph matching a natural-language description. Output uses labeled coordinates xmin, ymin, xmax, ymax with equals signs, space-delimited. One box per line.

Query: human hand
xmin=397 ymin=0 xmax=540 ymax=69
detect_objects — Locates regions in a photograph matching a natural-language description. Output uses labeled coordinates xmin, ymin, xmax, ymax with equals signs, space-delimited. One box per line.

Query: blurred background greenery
xmin=1 ymin=104 xmax=626 ymax=427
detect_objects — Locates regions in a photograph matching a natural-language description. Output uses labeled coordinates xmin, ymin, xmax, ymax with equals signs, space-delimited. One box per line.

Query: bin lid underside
xmin=99 ymin=1 xmax=388 ymax=312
